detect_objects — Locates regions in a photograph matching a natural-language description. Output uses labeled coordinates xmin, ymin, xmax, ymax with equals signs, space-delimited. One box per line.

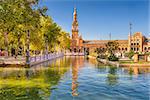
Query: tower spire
xmin=72 ymin=7 xmax=78 ymax=32
xmin=73 ymin=7 xmax=77 ymax=21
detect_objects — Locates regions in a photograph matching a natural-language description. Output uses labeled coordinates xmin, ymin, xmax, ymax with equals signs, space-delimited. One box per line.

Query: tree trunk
xmin=16 ymin=33 xmax=21 ymax=58
xmin=4 ymin=32 xmax=8 ymax=57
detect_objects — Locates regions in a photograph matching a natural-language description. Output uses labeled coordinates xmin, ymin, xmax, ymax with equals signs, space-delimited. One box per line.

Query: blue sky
xmin=39 ymin=0 xmax=149 ymax=40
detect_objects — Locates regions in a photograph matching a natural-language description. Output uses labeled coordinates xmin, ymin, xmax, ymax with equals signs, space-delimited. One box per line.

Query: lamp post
xmin=45 ymin=35 xmax=48 ymax=59
xmin=26 ymin=30 xmax=30 ymax=67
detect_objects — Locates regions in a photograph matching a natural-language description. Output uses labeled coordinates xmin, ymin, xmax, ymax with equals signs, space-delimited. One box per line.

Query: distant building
xmin=128 ymin=32 xmax=150 ymax=53
xmin=70 ymin=8 xmax=150 ymax=54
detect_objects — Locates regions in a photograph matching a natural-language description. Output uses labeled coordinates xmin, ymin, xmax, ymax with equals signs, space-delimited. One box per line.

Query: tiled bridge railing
xmin=30 ymin=53 xmax=64 ymax=63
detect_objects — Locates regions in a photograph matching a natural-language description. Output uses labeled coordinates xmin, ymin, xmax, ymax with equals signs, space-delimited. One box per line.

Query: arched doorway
xmin=84 ymin=48 xmax=89 ymax=55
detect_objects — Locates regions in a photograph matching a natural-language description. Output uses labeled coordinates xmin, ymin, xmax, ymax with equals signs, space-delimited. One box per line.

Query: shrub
xmin=90 ymin=52 xmax=97 ymax=57
xmin=108 ymin=54 xmax=119 ymax=61
xmin=97 ymin=55 xmax=107 ymax=59
xmin=126 ymin=50 xmax=135 ymax=59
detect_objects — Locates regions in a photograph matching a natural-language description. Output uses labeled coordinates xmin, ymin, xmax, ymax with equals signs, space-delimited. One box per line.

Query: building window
xmin=148 ymin=47 xmax=150 ymax=50
xmin=134 ymin=48 xmax=136 ymax=51
xmin=137 ymin=39 xmax=140 ymax=43
xmin=145 ymin=47 xmax=147 ymax=50
xmin=125 ymin=48 xmax=127 ymax=51
xmin=131 ymin=43 xmax=133 ymax=45
xmin=134 ymin=43 xmax=136 ymax=45
xmin=74 ymin=48 xmax=77 ymax=52
xmin=131 ymin=48 xmax=133 ymax=50
xmin=122 ymin=48 xmax=124 ymax=50
xmin=137 ymin=48 xmax=139 ymax=51
xmin=137 ymin=43 xmax=139 ymax=45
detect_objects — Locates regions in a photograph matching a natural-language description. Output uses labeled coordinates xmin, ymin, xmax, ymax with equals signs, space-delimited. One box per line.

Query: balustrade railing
xmin=30 ymin=53 xmax=64 ymax=63
xmin=65 ymin=52 xmax=84 ymax=56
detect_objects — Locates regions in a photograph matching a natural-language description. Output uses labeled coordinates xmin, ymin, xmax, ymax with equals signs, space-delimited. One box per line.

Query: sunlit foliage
xmin=0 ymin=0 xmax=70 ymax=56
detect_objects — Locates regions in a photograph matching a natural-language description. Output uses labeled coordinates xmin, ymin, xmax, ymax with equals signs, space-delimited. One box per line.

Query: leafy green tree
xmin=96 ymin=48 xmax=107 ymax=59
xmin=105 ymin=41 xmax=119 ymax=55
xmin=0 ymin=0 xmax=18 ymax=55
xmin=125 ymin=50 xmax=134 ymax=59
xmin=0 ymin=0 xmax=70 ymax=57
xmin=46 ymin=23 xmax=61 ymax=52
xmin=0 ymin=0 xmax=42 ymax=56
xmin=105 ymin=41 xmax=119 ymax=61
xmin=58 ymin=31 xmax=70 ymax=51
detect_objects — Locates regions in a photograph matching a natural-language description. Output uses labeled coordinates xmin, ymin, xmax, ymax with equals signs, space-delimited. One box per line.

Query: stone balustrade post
xmin=35 ymin=56 xmax=36 ymax=62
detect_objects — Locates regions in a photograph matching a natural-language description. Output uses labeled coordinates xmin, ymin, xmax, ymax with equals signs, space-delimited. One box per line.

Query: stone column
xmin=144 ymin=54 xmax=148 ymax=62
xmin=134 ymin=54 xmax=138 ymax=63
xmin=148 ymin=55 xmax=150 ymax=62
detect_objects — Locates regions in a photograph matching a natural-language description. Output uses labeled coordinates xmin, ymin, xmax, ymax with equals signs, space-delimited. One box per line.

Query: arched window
xmin=74 ymin=48 xmax=77 ymax=52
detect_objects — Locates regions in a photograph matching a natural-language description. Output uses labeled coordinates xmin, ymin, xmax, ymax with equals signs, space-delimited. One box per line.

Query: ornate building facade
xmin=70 ymin=8 xmax=150 ymax=55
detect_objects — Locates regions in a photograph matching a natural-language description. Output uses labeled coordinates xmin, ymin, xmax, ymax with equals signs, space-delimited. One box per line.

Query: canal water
xmin=0 ymin=56 xmax=150 ymax=100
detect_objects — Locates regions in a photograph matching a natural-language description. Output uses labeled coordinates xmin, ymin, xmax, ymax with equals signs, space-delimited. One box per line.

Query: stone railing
xmin=0 ymin=53 xmax=64 ymax=66
xmin=65 ymin=52 xmax=84 ymax=56
xmin=30 ymin=53 xmax=64 ymax=63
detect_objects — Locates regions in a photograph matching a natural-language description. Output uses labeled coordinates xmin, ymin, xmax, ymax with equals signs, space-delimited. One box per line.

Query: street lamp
xmin=45 ymin=35 xmax=48 ymax=59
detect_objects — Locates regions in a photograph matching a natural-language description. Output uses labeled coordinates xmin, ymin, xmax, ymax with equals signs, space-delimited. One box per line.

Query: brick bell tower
xmin=70 ymin=7 xmax=83 ymax=53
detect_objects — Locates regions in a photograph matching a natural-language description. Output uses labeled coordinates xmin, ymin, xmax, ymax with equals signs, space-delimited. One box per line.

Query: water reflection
xmin=0 ymin=57 xmax=150 ymax=100
xmin=0 ymin=57 xmax=71 ymax=100
xmin=107 ymin=66 xmax=118 ymax=86
xmin=124 ymin=67 xmax=150 ymax=76
xmin=71 ymin=56 xmax=84 ymax=96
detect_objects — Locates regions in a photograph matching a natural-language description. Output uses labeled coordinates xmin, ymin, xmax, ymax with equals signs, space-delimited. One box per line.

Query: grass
xmin=0 ymin=78 xmax=50 ymax=89
xmin=119 ymin=60 xmax=150 ymax=64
